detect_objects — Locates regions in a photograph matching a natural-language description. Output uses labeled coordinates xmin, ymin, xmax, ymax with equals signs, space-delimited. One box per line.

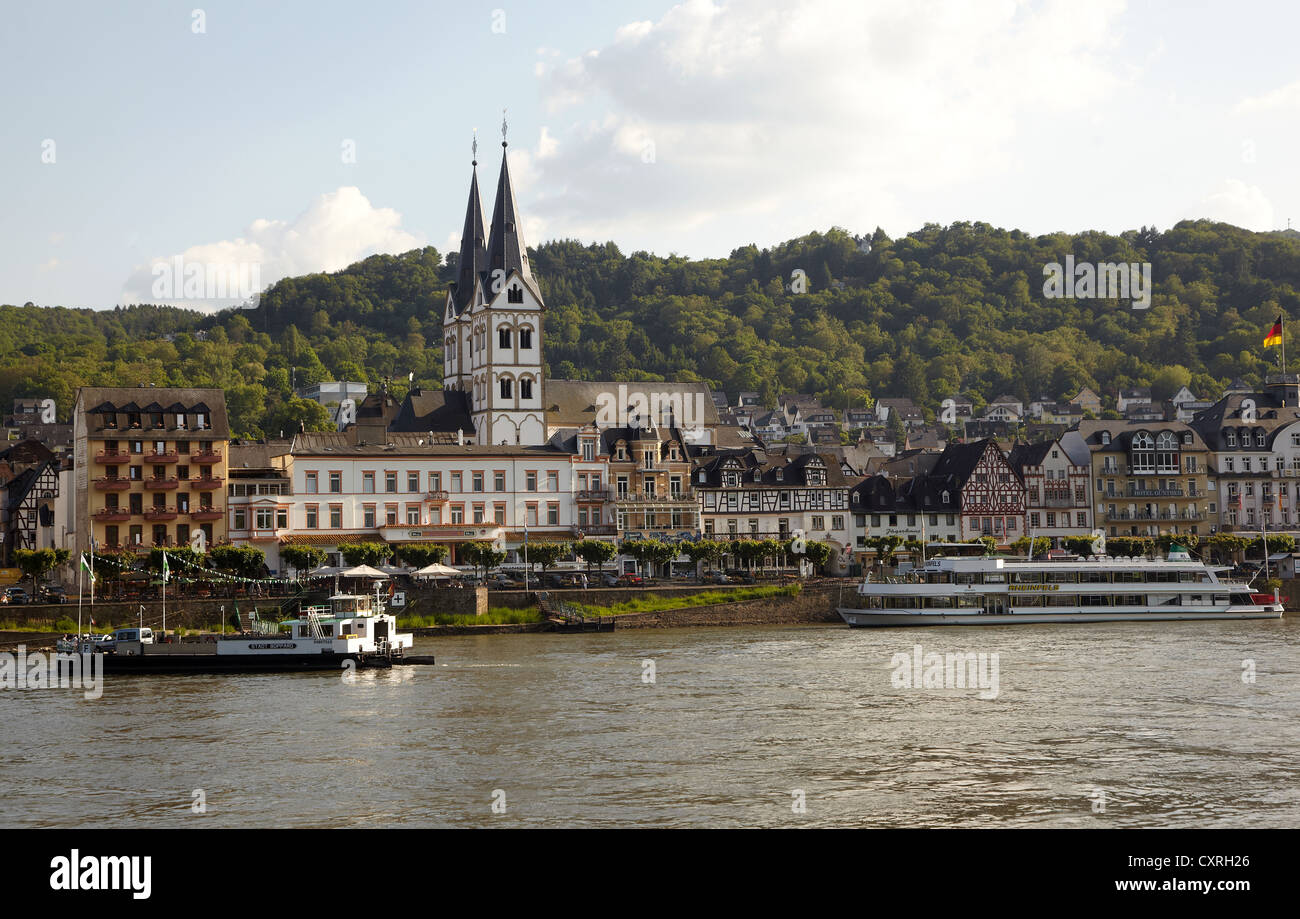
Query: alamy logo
xmin=595 ymin=384 xmax=707 ymax=434
xmin=1043 ymin=255 xmax=1151 ymax=310
xmin=151 ymin=255 xmax=261 ymax=303
xmin=0 ymin=646 xmax=102 ymax=700
xmin=49 ymin=850 xmax=151 ymax=899
xmin=889 ymin=644 xmax=999 ymax=699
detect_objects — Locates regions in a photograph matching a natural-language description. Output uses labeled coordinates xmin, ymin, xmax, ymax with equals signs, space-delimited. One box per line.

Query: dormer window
xmin=942 ymin=490 xmax=950 ymax=504
xmin=698 ymin=470 xmax=706 ymax=483
xmin=1100 ymin=431 xmax=1110 ymax=445
xmin=775 ymin=469 xmax=783 ymax=482
xmin=1256 ymin=431 xmax=1266 ymax=447
xmin=1226 ymin=431 xmax=1236 ymax=446
xmin=752 ymin=470 xmax=761 ymax=482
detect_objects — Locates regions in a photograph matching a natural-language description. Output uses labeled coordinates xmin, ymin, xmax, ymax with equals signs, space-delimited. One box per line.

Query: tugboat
xmin=75 ymin=592 xmax=424 ymax=673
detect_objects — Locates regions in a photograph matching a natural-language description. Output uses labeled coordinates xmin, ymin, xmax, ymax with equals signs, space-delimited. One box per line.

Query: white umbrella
xmin=413 ymin=562 xmax=460 ymax=577
xmin=306 ymin=565 xmax=344 ymax=578
xmin=338 ymin=564 xmax=389 ymax=579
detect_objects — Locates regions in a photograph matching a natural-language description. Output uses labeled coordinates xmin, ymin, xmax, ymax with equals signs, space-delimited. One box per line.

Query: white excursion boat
xmin=73 ymin=592 xmax=420 ymax=672
xmin=838 ymin=549 xmax=1285 ymax=627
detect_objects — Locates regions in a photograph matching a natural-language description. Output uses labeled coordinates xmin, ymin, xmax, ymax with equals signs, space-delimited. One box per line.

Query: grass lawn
xmin=398 ymin=606 xmax=543 ymax=627
xmin=570 ymin=584 xmax=801 ymax=617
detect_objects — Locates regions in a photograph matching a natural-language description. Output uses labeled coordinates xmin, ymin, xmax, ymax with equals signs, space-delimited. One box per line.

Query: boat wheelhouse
xmin=838 ymin=553 xmax=1283 ymax=627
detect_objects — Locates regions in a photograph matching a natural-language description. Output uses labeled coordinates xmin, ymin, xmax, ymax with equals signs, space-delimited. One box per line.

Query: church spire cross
xmin=472 ymin=130 xmax=478 ymax=166
xmin=501 ymin=108 xmax=508 ymax=147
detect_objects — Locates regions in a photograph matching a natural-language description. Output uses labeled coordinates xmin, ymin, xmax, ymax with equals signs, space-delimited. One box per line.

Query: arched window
xmin=519 ymin=377 xmax=533 ymax=400
xmin=1131 ymin=432 xmax=1155 ymax=472
xmin=499 ymin=378 xmax=512 ymax=399
xmin=1155 ymin=431 xmax=1178 ymax=472
xmin=519 ymin=327 xmax=533 ymax=349
xmin=499 ymin=327 xmax=511 ymax=349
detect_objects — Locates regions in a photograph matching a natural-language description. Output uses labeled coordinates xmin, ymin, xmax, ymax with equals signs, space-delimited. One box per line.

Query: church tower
xmin=443 ymin=120 xmax=546 ymax=446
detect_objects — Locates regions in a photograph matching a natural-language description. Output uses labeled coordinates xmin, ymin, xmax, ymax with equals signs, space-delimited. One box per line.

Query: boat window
xmin=1080 ymin=571 xmax=1110 ymax=583
xmin=984 ymin=574 xmax=1005 ymax=583
xmin=1045 ymin=571 xmax=1077 ymax=583
xmin=1012 ymin=572 xmax=1043 ymax=583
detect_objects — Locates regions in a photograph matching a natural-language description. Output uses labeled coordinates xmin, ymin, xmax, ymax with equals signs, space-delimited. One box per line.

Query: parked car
xmin=487 ymin=574 xmax=521 ymax=589
xmin=40 ymin=586 xmax=69 ymax=604
xmin=701 ymin=571 xmax=730 ymax=584
xmin=3 ymin=587 xmax=30 ymax=605
xmin=615 ymin=573 xmax=643 ymax=587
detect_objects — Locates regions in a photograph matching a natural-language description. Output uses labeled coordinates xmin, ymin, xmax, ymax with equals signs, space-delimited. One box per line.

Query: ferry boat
xmin=838 ymin=550 xmax=1284 ymax=627
xmin=70 ymin=593 xmax=421 ymax=672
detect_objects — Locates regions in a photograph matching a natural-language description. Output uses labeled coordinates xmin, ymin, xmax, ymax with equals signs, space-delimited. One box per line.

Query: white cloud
xmin=525 ymin=0 xmax=1133 ymax=250
xmin=120 ymin=187 xmax=423 ymax=309
xmin=1194 ymin=179 xmax=1275 ymax=231
xmin=1235 ymin=80 xmax=1300 ymax=114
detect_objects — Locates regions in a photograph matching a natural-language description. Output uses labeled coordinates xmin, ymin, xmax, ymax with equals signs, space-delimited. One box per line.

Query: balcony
xmin=190 ymin=476 xmax=224 ymax=490
xmin=145 ymin=476 xmax=180 ymax=490
xmin=578 ymin=489 xmax=614 ymax=501
xmin=145 ymin=450 xmax=179 ymax=463
xmin=93 ymin=476 xmax=132 ymax=491
xmin=1107 ymin=510 xmax=1204 ymax=521
xmin=190 ymin=449 xmax=223 ymax=464
xmin=615 ymin=491 xmax=696 ymax=506
xmin=94 ymin=449 xmax=130 ymax=464
xmin=575 ymin=524 xmax=618 ymax=536
xmin=92 ymin=508 xmax=131 ymax=522
xmin=190 ymin=506 xmax=223 ymax=520
xmin=143 ymin=505 xmax=179 ymax=521
xmin=425 ymin=490 xmax=450 ymax=502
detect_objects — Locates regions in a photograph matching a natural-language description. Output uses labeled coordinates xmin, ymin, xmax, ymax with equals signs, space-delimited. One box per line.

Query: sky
xmin=2 ymin=0 xmax=1298 ymax=310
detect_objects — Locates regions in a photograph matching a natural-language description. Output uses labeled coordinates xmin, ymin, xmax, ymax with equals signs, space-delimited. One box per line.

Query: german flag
xmin=1264 ymin=315 xmax=1283 ymax=347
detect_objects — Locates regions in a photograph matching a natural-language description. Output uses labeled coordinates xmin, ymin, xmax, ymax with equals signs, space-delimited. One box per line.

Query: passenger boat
xmin=71 ymin=593 xmax=421 ymax=672
xmin=838 ymin=549 xmax=1284 ymax=627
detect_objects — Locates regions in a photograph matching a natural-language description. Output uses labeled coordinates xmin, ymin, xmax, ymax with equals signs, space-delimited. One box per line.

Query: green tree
xmin=526 ymin=541 xmax=571 ymax=581
xmin=394 ymin=543 xmax=449 ymax=568
xmin=572 ymin=539 xmax=617 ymax=578
xmin=461 ymin=541 xmax=507 ymax=579
xmin=280 ymin=544 xmax=328 ymax=577
xmin=209 ymin=544 xmax=267 ymax=581
xmin=336 ymin=542 xmax=392 ymax=567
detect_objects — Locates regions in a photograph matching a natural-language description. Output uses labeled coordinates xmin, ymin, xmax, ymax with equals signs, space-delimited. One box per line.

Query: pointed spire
xmin=452 ymin=146 xmax=488 ymax=314
xmin=486 ymin=142 xmax=531 ymax=282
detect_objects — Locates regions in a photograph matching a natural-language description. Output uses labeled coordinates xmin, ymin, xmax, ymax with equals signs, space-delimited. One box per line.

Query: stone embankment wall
xmin=0 ymin=587 xmax=487 ymax=630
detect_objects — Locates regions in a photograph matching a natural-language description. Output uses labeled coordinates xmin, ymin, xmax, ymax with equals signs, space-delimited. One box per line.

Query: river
xmin=2 ymin=618 xmax=1297 ymax=827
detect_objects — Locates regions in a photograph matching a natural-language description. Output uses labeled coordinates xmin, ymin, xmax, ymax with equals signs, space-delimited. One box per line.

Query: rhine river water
xmin=2 ymin=618 xmax=1297 ymax=828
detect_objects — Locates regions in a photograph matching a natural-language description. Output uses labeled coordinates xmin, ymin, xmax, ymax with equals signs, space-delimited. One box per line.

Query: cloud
xmin=1235 ymin=80 xmax=1300 ymax=114
xmin=1194 ymin=179 xmax=1274 ymax=231
xmin=524 ymin=0 xmax=1132 ymax=249
xmin=120 ymin=187 xmax=423 ymax=310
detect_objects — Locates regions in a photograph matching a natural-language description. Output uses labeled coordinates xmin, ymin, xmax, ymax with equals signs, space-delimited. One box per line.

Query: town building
xmin=1061 ymin=419 xmax=1212 ymax=539
xmin=693 ymin=446 xmax=853 ymax=571
xmin=71 ymin=387 xmax=231 ymax=555
xmin=1007 ymin=438 xmax=1092 ymax=544
xmin=1189 ymin=377 xmax=1300 ymax=534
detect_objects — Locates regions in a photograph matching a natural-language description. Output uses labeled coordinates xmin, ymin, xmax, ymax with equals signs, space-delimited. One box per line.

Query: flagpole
xmin=161 ymin=549 xmax=166 ymax=635
xmin=76 ymin=552 xmax=83 ymax=640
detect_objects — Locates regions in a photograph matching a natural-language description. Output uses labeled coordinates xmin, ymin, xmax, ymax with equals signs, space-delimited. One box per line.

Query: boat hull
xmin=94 ymin=652 xmax=401 ymax=674
xmin=837 ymin=607 xmax=1284 ymax=627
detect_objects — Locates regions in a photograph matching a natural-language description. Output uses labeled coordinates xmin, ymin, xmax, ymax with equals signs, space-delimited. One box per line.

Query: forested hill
xmin=4 ymin=219 xmax=1300 ymax=439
